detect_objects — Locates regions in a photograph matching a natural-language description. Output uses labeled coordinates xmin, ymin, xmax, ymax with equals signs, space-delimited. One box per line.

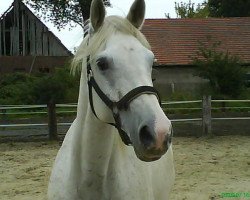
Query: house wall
xmin=0 ymin=0 xmax=72 ymax=75
xmin=0 ymin=0 xmax=71 ymax=57
xmin=0 ymin=56 xmax=72 ymax=74
xmin=153 ymin=65 xmax=250 ymax=98
xmin=153 ymin=66 xmax=208 ymax=98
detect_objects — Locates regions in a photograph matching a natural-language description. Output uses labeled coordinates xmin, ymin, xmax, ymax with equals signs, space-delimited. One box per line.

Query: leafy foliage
xmin=0 ymin=68 xmax=80 ymax=105
xmin=24 ymin=0 xmax=111 ymax=30
xmin=174 ymin=0 xmax=250 ymax=18
xmin=32 ymin=67 xmax=80 ymax=104
xmin=193 ymin=40 xmax=246 ymax=98
xmin=194 ymin=1 xmax=210 ymax=18
xmin=208 ymin=0 xmax=250 ymax=17
xmin=175 ymin=1 xmax=195 ymax=18
xmin=174 ymin=0 xmax=209 ymax=18
xmin=0 ymin=73 xmax=37 ymax=105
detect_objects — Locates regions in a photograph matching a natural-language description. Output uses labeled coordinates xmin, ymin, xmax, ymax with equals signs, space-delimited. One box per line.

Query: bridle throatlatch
xmin=87 ymin=56 xmax=162 ymax=146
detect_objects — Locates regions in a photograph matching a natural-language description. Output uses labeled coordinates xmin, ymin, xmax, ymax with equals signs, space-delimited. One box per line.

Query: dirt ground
xmin=0 ymin=136 xmax=249 ymax=200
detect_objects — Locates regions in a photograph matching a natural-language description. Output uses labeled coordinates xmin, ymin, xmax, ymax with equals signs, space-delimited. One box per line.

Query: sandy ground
xmin=0 ymin=136 xmax=249 ymax=200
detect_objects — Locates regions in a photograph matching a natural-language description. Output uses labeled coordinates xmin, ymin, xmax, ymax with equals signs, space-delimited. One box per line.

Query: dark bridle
xmin=86 ymin=56 xmax=162 ymax=146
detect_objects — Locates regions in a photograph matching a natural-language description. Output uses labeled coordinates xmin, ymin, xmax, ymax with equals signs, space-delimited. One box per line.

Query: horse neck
xmin=75 ymin=68 xmax=120 ymax=173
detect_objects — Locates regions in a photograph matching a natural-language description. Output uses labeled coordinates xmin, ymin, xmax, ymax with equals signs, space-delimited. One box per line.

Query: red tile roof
xmin=141 ymin=18 xmax=250 ymax=66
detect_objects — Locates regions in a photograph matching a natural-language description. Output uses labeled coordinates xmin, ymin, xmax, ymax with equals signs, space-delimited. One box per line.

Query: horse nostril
xmin=139 ymin=125 xmax=155 ymax=147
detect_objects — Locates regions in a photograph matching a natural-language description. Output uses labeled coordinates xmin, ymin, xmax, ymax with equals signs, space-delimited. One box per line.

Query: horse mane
xmin=71 ymin=15 xmax=151 ymax=73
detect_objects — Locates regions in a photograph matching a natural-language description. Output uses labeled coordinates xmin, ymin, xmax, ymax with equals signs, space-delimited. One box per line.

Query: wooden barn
xmin=0 ymin=0 xmax=73 ymax=74
xmin=141 ymin=18 xmax=250 ymax=95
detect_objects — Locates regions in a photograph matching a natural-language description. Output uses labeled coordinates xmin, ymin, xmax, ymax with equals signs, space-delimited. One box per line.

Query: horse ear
xmin=90 ymin=0 xmax=106 ymax=31
xmin=127 ymin=0 xmax=145 ymax=29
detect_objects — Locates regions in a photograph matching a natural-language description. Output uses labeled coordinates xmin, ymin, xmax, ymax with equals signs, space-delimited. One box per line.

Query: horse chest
xmin=74 ymin=148 xmax=154 ymax=200
xmin=79 ymin=168 xmax=154 ymax=200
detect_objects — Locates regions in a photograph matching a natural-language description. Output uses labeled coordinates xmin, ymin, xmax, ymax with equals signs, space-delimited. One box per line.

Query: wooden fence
xmin=0 ymin=96 xmax=250 ymax=139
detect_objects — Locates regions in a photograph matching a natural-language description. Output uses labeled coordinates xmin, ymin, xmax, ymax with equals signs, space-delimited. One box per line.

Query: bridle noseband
xmin=87 ymin=56 xmax=161 ymax=146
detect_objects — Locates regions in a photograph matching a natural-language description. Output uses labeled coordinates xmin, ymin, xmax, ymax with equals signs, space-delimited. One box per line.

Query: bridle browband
xmin=86 ymin=52 xmax=161 ymax=146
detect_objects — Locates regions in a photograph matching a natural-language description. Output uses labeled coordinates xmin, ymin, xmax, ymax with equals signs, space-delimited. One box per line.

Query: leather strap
xmin=87 ymin=76 xmax=132 ymax=145
xmin=116 ymin=86 xmax=161 ymax=110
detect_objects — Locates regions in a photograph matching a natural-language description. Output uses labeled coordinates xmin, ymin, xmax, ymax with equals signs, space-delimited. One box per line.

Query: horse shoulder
xmin=48 ymin=120 xmax=82 ymax=199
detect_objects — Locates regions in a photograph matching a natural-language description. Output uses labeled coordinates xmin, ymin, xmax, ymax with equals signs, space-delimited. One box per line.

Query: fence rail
xmin=0 ymin=105 xmax=47 ymax=110
xmin=212 ymin=99 xmax=250 ymax=103
xmin=0 ymin=96 xmax=249 ymax=139
xmin=162 ymin=100 xmax=202 ymax=105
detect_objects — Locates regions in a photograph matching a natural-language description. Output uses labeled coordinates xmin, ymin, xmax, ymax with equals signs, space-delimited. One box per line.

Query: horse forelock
xmin=71 ymin=15 xmax=150 ymax=74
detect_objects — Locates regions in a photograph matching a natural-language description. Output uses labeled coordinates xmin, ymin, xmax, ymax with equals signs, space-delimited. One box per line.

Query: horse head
xmin=84 ymin=0 xmax=173 ymax=162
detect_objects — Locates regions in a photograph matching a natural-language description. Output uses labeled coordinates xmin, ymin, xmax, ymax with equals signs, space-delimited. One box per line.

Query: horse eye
xmin=97 ymin=57 xmax=109 ymax=71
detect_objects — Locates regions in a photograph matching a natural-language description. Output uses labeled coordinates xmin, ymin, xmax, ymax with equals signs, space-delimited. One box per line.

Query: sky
xmin=0 ymin=0 xmax=204 ymax=51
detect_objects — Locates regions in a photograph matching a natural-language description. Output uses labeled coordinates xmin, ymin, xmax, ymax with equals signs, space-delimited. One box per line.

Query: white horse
xmin=48 ymin=0 xmax=175 ymax=199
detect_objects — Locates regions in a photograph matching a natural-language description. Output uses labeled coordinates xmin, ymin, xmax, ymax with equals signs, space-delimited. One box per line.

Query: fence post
xmin=202 ymin=95 xmax=212 ymax=136
xmin=47 ymin=100 xmax=58 ymax=140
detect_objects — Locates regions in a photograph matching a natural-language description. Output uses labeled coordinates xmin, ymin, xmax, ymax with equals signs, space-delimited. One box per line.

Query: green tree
xmin=32 ymin=67 xmax=80 ymax=104
xmin=24 ymin=0 xmax=111 ymax=30
xmin=194 ymin=1 xmax=209 ymax=18
xmin=0 ymin=68 xmax=80 ymax=105
xmin=174 ymin=0 xmax=209 ymax=18
xmin=193 ymin=39 xmax=246 ymax=98
xmin=175 ymin=0 xmax=195 ymax=18
xmin=0 ymin=73 xmax=37 ymax=105
xmin=208 ymin=0 xmax=250 ymax=17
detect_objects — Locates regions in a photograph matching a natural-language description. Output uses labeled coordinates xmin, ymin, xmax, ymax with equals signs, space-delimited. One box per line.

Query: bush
xmin=0 ymin=67 xmax=80 ymax=105
xmin=193 ymin=40 xmax=246 ymax=99
xmin=0 ymin=73 xmax=37 ymax=105
xmin=32 ymin=68 xmax=79 ymax=104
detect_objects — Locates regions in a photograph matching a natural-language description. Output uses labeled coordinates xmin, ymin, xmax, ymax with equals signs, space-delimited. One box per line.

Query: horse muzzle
xmin=135 ymin=119 xmax=173 ymax=162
